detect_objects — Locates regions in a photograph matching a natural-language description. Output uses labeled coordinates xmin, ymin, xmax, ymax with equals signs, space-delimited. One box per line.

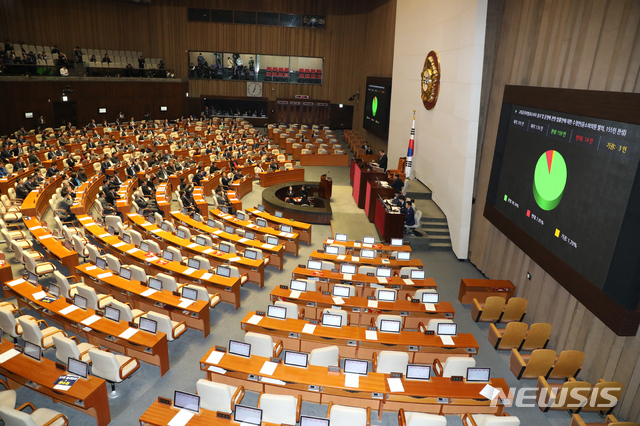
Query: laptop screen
xmin=300 ymin=416 xmax=330 ymax=426
xmin=228 ymin=340 xmax=251 ymax=357
xmin=139 ymin=317 xmax=157 ymax=334
xmin=24 ymin=341 xmax=42 ymax=361
xmin=148 ymin=277 xmax=162 ymax=291
xmin=236 ymin=211 xmax=245 ymax=221
xmin=217 ymin=266 xmax=231 ymax=277
xmin=283 ymin=351 xmax=308 ymax=368
xmin=422 ymin=292 xmax=439 ymax=303
xmin=220 ymin=206 xmax=228 ymax=213
xmin=108 ymin=225 xmax=116 ymax=235
xmin=363 ymin=236 xmax=375 ymax=244
xmin=377 ymin=289 xmax=396 ymax=302
xmin=257 ymin=218 xmax=268 ymax=227
xmin=390 ymin=238 xmax=403 ymax=247
xmin=195 ymin=236 xmax=207 ymax=246
xmin=104 ymin=305 xmax=121 ymax=322
xmin=207 ymin=219 xmax=217 ymax=228
xmin=307 ymin=260 xmax=322 ymax=271
xmin=224 ymin=225 xmax=235 ymax=234
xmin=275 ymin=211 xmax=283 ymax=218
xmin=410 ymin=269 xmax=425 ymax=280
xmin=162 ymin=250 xmax=174 ymax=261
xmin=321 ymin=313 xmax=342 ymax=328
xmin=325 ymin=246 xmax=339 ymax=255
xmin=96 ymin=257 xmax=107 ymax=269
xmin=68 ymin=358 xmax=89 ymax=379
xmin=174 ymin=391 xmax=200 ymax=414
xmin=140 ymin=242 xmax=150 ymax=253
xmin=360 ymin=249 xmax=375 ymax=258
xmin=258 ymin=204 xmax=265 ymax=212
xmin=244 ymin=249 xmax=257 ymax=260
xmin=437 ymin=323 xmax=457 ymax=336
xmin=245 ymin=231 xmax=255 ymax=240
xmin=267 ymin=305 xmax=287 ymax=320
xmin=290 ymin=280 xmax=307 ymax=292
xmin=281 ymin=224 xmax=292 ymax=233
xmin=397 ymin=251 xmax=411 ymax=261
xmin=379 ymin=319 xmax=402 ymax=333
xmin=187 ymin=258 xmax=200 ymax=270
xmin=193 ymin=213 xmax=202 ymax=222
xmin=376 ymin=267 xmax=392 ymax=278
xmin=332 ymin=285 xmax=351 ymax=298
xmin=74 ymin=294 xmax=88 ymax=310
xmin=406 ymin=364 xmax=431 ymax=381
xmin=234 ymin=405 xmax=262 ymax=426
xmin=266 ymin=236 xmax=278 ymax=246
xmin=467 ymin=367 xmax=491 ymax=382
xmin=27 ymin=272 xmax=38 ymax=285
xmin=340 ymin=264 xmax=356 ymax=274
xmin=176 ymin=229 xmax=186 ymax=239
xmin=182 ymin=287 xmax=198 ymax=301
xmin=122 ymin=233 xmax=131 ymax=244
xmin=343 ymin=358 xmax=368 ymax=375
xmin=48 ymin=284 xmax=60 ymax=298
xmin=161 ymin=222 xmax=169 ymax=231
xmin=218 ymin=243 xmax=231 ymax=253
xmin=335 ymin=233 xmax=347 ymax=242
xmin=119 ymin=267 xmax=131 ymax=280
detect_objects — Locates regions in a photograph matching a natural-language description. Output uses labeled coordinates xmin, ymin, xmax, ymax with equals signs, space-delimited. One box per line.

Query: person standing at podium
xmin=378 ymin=150 xmax=388 ymax=171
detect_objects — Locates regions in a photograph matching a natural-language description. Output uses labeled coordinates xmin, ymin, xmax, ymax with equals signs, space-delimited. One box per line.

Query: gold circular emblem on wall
xmin=421 ymin=51 xmax=440 ymax=110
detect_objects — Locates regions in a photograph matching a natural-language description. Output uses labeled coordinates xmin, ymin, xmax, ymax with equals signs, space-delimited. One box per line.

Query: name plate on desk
xmin=437 ymin=397 xmax=451 ymax=404
xmin=217 ymin=413 xmax=231 ymax=419
xmin=256 ymin=311 xmax=265 ymax=316
xmin=424 ymin=330 xmax=434 ymax=335
xmin=411 ymin=299 xmax=420 ymax=303
xmin=270 ymin=357 xmax=282 ymax=364
xmin=279 ymin=285 xmax=288 ymax=289
xmin=466 ymin=348 xmax=477 ymax=354
xmin=309 ymin=320 xmax=319 ymax=325
xmin=450 ymin=376 xmax=464 ymax=382
xmin=158 ymin=397 xmax=172 ymax=405
xmin=215 ymin=346 xmax=227 ymax=353
xmin=328 ymin=366 xmax=340 ymax=373
xmin=390 ymin=373 xmax=402 ymax=378
xmin=322 ymin=291 xmax=330 ymax=296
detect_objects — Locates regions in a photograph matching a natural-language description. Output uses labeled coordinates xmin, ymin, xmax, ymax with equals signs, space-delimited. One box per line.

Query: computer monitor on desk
xmin=325 ymin=245 xmax=339 ymax=255
xmin=340 ymin=264 xmax=356 ymax=275
xmin=74 ymin=294 xmax=88 ymax=310
xmin=390 ymin=238 xmax=403 ymax=247
xmin=266 ymin=236 xmax=279 ymax=246
xmin=422 ymin=292 xmax=439 ymax=304
xmin=207 ymin=219 xmax=217 ymax=228
xmin=290 ymin=279 xmax=307 ymax=292
xmin=104 ymin=305 xmax=121 ymax=322
xmin=360 ymin=249 xmax=375 ymax=259
xmin=228 ymin=340 xmax=251 ymax=357
xmin=410 ymin=269 xmax=425 ymax=280
xmin=195 ymin=236 xmax=207 ymax=247
xmin=174 ymin=390 xmax=200 ymax=414
xmin=307 ymin=260 xmax=322 ymax=271
xmin=332 ymin=285 xmax=351 ymax=298
xmin=68 ymin=358 xmax=89 ymax=379
xmin=119 ymin=267 xmax=132 ymax=280
xmin=377 ymin=289 xmax=396 ymax=302
xmin=363 ymin=236 xmax=375 ymax=245
xmin=343 ymin=358 xmax=368 ymax=376
xmin=257 ymin=218 xmax=268 ymax=227
xmin=26 ymin=272 xmax=38 ymax=286
xmin=187 ymin=258 xmax=200 ymax=270
xmin=379 ymin=319 xmax=402 ymax=333
xmin=234 ymin=405 xmax=262 ymax=426
xmin=275 ymin=211 xmax=283 ymax=219
xmin=182 ymin=286 xmax=198 ymax=301
xmin=176 ymin=229 xmax=186 ymax=239
xmin=257 ymin=204 xmax=265 ymax=212
xmin=245 ymin=231 xmax=255 ymax=240
xmin=162 ymin=250 xmax=174 ymax=261
xmin=321 ymin=312 xmax=342 ymax=328
xmin=96 ymin=257 xmax=107 ymax=270
xmin=397 ymin=251 xmax=411 ymax=261
xmin=217 ymin=265 xmax=231 ymax=278
xmin=335 ymin=233 xmax=347 ymax=242
xmin=466 ymin=367 xmax=491 ymax=383
xmin=139 ymin=317 xmax=157 ymax=334
xmin=267 ymin=305 xmax=287 ymax=320
xmin=300 ymin=416 xmax=330 ymax=426
xmin=376 ymin=267 xmax=392 ymax=278
xmin=284 ymin=350 xmax=308 ymax=368
xmin=437 ymin=323 xmax=457 ymax=336
xmin=406 ymin=364 xmax=431 ymax=381
xmin=148 ymin=277 xmax=163 ymax=291
xmin=23 ymin=341 xmax=42 ymax=361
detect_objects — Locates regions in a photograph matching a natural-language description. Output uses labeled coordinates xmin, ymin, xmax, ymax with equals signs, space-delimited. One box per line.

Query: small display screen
xmin=219 ymin=243 xmax=230 ymax=253
xmin=379 ymin=319 xmax=402 ymax=333
xmin=244 ymin=249 xmax=257 ymax=260
xmin=224 ymin=225 xmax=235 ymax=234
xmin=325 ymin=246 xmax=339 ymax=255
xmin=307 ymin=260 xmax=322 ymax=271
xmin=176 ymin=230 xmax=186 ymax=239
xmin=267 ymin=305 xmax=287 ymax=319
xmin=207 ymin=219 xmax=217 ymax=228
xmin=108 ymin=225 xmax=116 ymax=235
xmin=376 ymin=267 xmax=392 ymax=278
xmin=266 ymin=236 xmax=278 ymax=245
xmin=148 ymin=277 xmax=163 ymax=291
xmin=119 ymin=267 xmax=131 ymax=280
xmin=74 ymin=294 xmax=88 ymax=310
xmin=187 ymin=258 xmax=200 ymax=269
xmin=96 ymin=257 xmax=107 ymax=269
xmin=390 ymin=238 xmax=403 ymax=246
xmin=332 ymin=285 xmax=351 ymax=297
xmin=335 ymin=233 xmax=347 ymax=242
xmin=360 ymin=249 xmax=375 ymax=259
xmin=220 ymin=206 xmax=228 ymax=213
xmin=300 ymin=416 xmax=330 ymax=426
xmin=234 ymin=405 xmax=262 ymax=426
xmin=245 ymin=231 xmax=255 ymax=240
xmin=284 ymin=350 xmax=308 ymax=368
xmin=122 ymin=234 xmax=131 ymax=244
xmin=174 ymin=391 xmax=200 ymax=414
xmin=182 ymin=287 xmax=198 ymax=301
xmin=363 ymin=236 xmax=375 ymax=244
xmin=466 ymin=367 xmax=491 ymax=382
xmin=48 ymin=284 xmax=60 ymax=298
xmin=397 ymin=251 xmax=411 ymax=261
xmin=343 ymin=358 xmax=368 ymax=375
xmin=104 ymin=305 xmax=121 ymax=322
xmin=217 ymin=266 xmax=231 ymax=277
xmin=340 ymin=264 xmax=356 ymax=274
xmin=275 ymin=211 xmax=283 ymax=218
xmin=410 ymin=269 xmax=425 ymax=280
xmin=229 ymin=340 xmax=251 ymax=357
xmin=162 ymin=251 xmax=174 ymax=261
xmin=68 ymin=358 xmax=89 ymax=379
xmin=140 ymin=242 xmax=150 ymax=253
xmin=281 ymin=225 xmax=292 ymax=233
xmin=290 ymin=280 xmax=307 ymax=291
xmin=377 ymin=289 xmax=396 ymax=302
xmin=406 ymin=364 xmax=431 ymax=381
xmin=139 ymin=317 xmax=157 ymax=334
xmin=258 ymin=204 xmax=265 ymax=212
xmin=422 ymin=292 xmax=439 ymax=303
xmin=321 ymin=313 xmax=342 ymax=328
xmin=27 ymin=272 xmax=38 ymax=285
xmin=437 ymin=323 xmax=457 ymax=336
xmin=257 ymin=218 xmax=268 ymax=227
xmin=24 ymin=341 xmax=42 ymax=361
xmin=236 ymin=211 xmax=245 ymax=220
xmin=195 ymin=236 xmax=207 ymax=246
xmin=161 ymin=223 xmax=169 ymax=231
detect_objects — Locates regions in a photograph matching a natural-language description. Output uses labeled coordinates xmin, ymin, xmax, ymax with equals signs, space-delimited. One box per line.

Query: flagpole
xmin=405 ymin=110 xmax=416 ymax=183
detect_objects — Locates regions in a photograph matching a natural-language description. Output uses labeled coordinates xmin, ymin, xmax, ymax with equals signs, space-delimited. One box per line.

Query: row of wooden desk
xmin=308 ymin=250 xmax=423 ymax=271
xmin=258 ymin=168 xmax=305 ymax=188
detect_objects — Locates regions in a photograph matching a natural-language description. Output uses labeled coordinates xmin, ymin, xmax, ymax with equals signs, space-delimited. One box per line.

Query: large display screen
xmin=485 ymin=86 xmax=640 ymax=335
xmin=363 ymin=76 xmax=392 ymax=139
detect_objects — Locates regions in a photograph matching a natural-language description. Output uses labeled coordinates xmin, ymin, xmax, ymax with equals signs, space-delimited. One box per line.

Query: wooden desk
xmin=458 ymin=279 xmax=516 ymax=304
xmin=77 ymin=215 xmax=243 ymax=309
xmin=231 ymin=177 xmax=253 ymax=199
xmin=21 ymin=174 xmax=64 ymax=218
xmin=128 ymin=213 xmax=265 ymax=288
xmin=115 ymin=178 xmax=137 ymax=220
xmin=300 ymin=153 xmax=349 ymax=167
xmin=309 ymin=251 xmax=423 ymax=271
xmin=75 ymin=263 xmax=211 ymax=338
xmin=200 ymin=349 xmax=506 ymax=417
xmin=140 ymin=401 xmax=280 ymax=426
xmin=0 ymin=341 xmax=111 ymax=426
xmin=323 ymin=238 xmax=411 ymax=254
xmin=269 ymin=286 xmax=455 ymax=328
xmin=365 ymin=181 xmax=394 ymax=223
xmin=246 ymin=207 xmax=311 ymax=246
xmin=374 ymin=196 xmax=405 ymax=243
xmin=0 ymin=166 xmax=36 ymax=195
xmin=170 ymin=211 xmax=284 ymax=270
xmin=291 ymin=266 xmax=436 ymax=299
xmin=259 ymin=169 xmax=305 ymax=187
xmin=352 ymin=160 xmax=388 ymax=209
xmin=155 ymin=183 xmax=171 ymax=218
xmin=4 ymin=278 xmax=170 ymax=376
xmin=210 ymin=209 xmax=300 ymax=256
xmin=24 ymin=218 xmax=79 ymax=273
xmin=71 ymin=175 xmax=105 ymax=216
xmin=240 ymin=311 xmax=478 ymax=363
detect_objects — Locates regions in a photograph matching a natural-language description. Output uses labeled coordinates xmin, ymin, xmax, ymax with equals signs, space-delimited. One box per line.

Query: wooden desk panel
xmin=21 ymin=175 xmax=63 ymax=218
xmin=458 ymin=279 xmax=516 ymax=304
xmin=259 ymin=169 xmax=305 ymax=188
xmin=308 ymin=251 xmax=423 ymax=271
xmin=0 ymin=166 xmax=36 ymax=196
xmin=246 ymin=207 xmax=312 ymax=245
xmin=24 ymin=218 xmax=78 ymax=273
xmin=140 ymin=401 xmax=280 ymax=426
xmin=0 ymin=341 xmax=111 ymax=426
xmin=322 ymin=238 xmax=411 ymax=253
xmin=300 ymin=153 xmax=349 ymax=167
xmin=231 ymin=177 xmax=253 ymax=199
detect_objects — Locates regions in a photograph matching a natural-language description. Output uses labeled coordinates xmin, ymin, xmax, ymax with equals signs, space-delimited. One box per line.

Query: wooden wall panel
xmin=470 ymin=0 xmax=640 ymax=421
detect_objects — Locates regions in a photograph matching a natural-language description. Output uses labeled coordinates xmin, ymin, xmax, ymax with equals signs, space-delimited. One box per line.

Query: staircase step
xmin=429 ymin=242 xmax=453 ymax=251
xmin=422 ymin=227 xmax=450 ymax=236
xmin=421 ymin=220 xmax=448 ymax=228
xmin=428 ymin=235 xmax=451 ymax=243
xmin=420 ymin=217 xmax=447 ymax=223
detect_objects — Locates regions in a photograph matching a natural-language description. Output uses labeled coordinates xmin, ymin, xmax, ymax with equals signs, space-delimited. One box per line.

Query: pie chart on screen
xmin=533 ymin=150 xmax=567 ymax=211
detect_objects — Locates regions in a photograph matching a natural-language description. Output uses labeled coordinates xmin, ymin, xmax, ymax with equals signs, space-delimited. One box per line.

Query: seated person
xmin=0 ymin=161 xmax=8 ymax=178
xmin=56 ymin=189 xmax=77 ymax=224
xmin=299 ymin=193 xmax=310 ymax=206
xmin=402 ymin=201 xmax=415 ymax=233
xmin=284 ymin=186 xmax=295 ymax=203
xmin=391 ymin=173 xmax=404 ymax=192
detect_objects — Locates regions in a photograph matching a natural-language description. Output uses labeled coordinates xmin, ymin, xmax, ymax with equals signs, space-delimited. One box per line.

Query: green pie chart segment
xmin=533 ymin=150 xmax=567 ymax=211
xmin=372 ymin=97 xmax=378 ymax=116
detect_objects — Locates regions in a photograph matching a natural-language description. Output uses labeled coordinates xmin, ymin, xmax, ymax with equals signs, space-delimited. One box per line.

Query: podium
xmin=352 ymin=159 xmax=387 ymax=209
xmin=319 ymin=174 xmax=332 ymax=199
xmin=365 ymin=180 xmax=395 ymax=222
xmin=374 ymin=195 xmax=405 ymax=242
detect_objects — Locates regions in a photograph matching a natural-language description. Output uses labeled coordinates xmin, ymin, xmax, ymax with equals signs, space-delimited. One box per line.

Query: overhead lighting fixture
xmin=62 ymin=96 xmax=68 ymax=102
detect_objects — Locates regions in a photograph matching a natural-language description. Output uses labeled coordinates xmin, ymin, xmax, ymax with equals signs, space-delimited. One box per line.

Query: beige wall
xmin=388 ymin=0 xmax=488 ymax=258
xmin=470 ymin=0 xmax=640 ymax=421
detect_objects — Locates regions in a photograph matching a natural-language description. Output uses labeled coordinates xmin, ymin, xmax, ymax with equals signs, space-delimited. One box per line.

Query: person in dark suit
xmin=14 ymin=158 xmax=27 ymax=171
xmin=378 ymin=150 xmax=388 ymax=171
xmin=101 ymin=156 xmax=112 ymax=173
xmin=402 ymin=201 xmax=415 ymax=232
xmin=125 ymin=162 xmax=136 ymax=178
xmin=391 ymin=173 xmax=404 ymax=193
xmin=156 ymin=166 xmax=169 ymax=182
xmin=28 ymin=150 xmax=40 ymax=166
xmin=46 ymin=164 xmax=59 ymax=177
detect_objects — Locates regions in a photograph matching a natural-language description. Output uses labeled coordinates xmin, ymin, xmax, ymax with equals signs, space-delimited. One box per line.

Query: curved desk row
xmin=323 ymin=238 xmax=412 ymax=254
xmin=258 ymin=168 xmax=305 ymax=188
xmin=309 ymin=251 xmax=423 ymax=271
xmin=300 ymin=153 xmax=349 ymax=167
xmin=246 ymin=207 xmax=312 ymax=245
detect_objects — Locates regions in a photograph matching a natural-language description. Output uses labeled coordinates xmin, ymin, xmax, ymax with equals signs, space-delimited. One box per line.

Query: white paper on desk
xmin=342 ymin=274 xmax=353 ymax=281
xmin=183 ymin=268 xmax=196 ymax=275
xmin=344 ymin=373 xmax=360 ymax=388
xmin=113 ymin=242 xmax=126 ymax=248
xmin=262 ymin=243 xmax=275 ymax=249
xmin=6 ymin=278 xmax=25 ymax=287
xmin=178 ymin=299 xmax=194 ymax=309
xmin=367 ymin=300 xmax=378 ymax=308
xmin=141 ymin=222 xmax=152 ymax=227
xmin=247 ymin=315 xmax=263 ymax=325
xmin=351 ymin=256 xmax=360 ymax=262
xmin=150 ymin=229 xmax=161 ymax=234
xmin=239 ymin=238 xmax=249 ymax=243
xmin=99 ymin=233 xmax=111 ymax=238
xmin=424 ymin=303 xmax=436 ymax=312
xmin=381 ymin=259 xmax=390 ymax=264
xmin=377 ymin=277 xmax=388 ymax=284
xmin=213 ymin=230 xmax=223 ymax=235
xmin=326 ymin=239 xmax=334 ymax=244
xmin=28 ymin=226 xmax=42 ymax=231
xmin=167 ymin=409 xmax=195 ymax=426
xmin=141 ymin=288 xmax=157 ymax=297
xmin=79 ymin=217 xmax=92 ymax=222
xmin=146 ymin=256 xmax=159 ymax=262
xmin=39 ymin=234 xmax=52 ymax=240
xmin=85 ymin=222 xmax=97 ymax=227
xmin=440 ymin=336 xmax=455 ymax=346
xmin=332 ymin=296 xmax=345 ymax=305
xmin=32 ymin=291 xmax=47 ymax=300
xmin=126 ymin=248 xmax=139 ymax=254
xmin=229 ymin=256 xmax=242 ymax=262
xmin=260 ymin=361 xmax=278 ymax=376
xmin=302 ymin=324 xmax=316 ymax=334
xmin=247 ymin=223 xmax=256 ymax=228
xmin=285 ymin=233 xmax=294 ymax=238
xmin=289 ymin=290 xmax=301 ymax=299
xmin=363 ymin=243 xmax=373 ymax=248
xmin=86 ymin=266 xmax=97 ymax=271
xmin=203 ymin=248 xmax=214 ymax=254
xmin=206 ymin=351 xmax=225 ymax=365
xmin=279 ymin=232 xmax=286 ymax=236
xmin=187 ymin=243 xmax=198 ymax=248
xmin=480 ymin=384 xmax=500 ymax=400
xmin=97 ymin=272 xmax=112 ymax=279
xmin=59 ymin=305 xmax=79 ymax=315
xmin=118 ymin=327 xmax=139 ymax=339
xmin=365 ymin=330 xmax=378 ymax=341
xmin=207 ymin=365 xmax=227 ymax=374
xmin=387 ymin=377 xmax=405 ymax=393
xmin=337 ymin=255 xmax=346 ymax=261
xmin=402 ymin=278 xmax=414 ymax=285
xmin=81 ymin=315 xmax=102 ymax=326
xmin=0 ymin=349 xmax=20 ymax=364
xmin=201 ymin=272 xmax=213 ymax=280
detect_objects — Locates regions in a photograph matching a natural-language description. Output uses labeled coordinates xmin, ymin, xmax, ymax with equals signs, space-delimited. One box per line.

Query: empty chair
xmin=141 ymin=239 xmax=161 ymax=254
xmin=182 ymin=285 xmax=221 ymax=308
xmin=24 ymin=252 xmax=55 ymax=278
xmin=144 ymin=311 xmax=186 ymax=341
xmin=53 ymin=271 xmax=80 ymax=299
xmin=87 ymin=244 xmax=105 ymax=264
xmin=196 ymin=379 xmax=244 ymax=414
xmin=243 ymin=331 xmax=283 ymax=358
xmin=192 ymin=255 xmax=211 ymax=270
xmin=309 ymin=346 xmax=339 ymax=367
xmin=358 ymin=265 xmax=376 ymax=275
xmin=177 ymin=225 xmax=191 ymax=239
xmin=274 ymin=301 xmax=304 ymax=319
xmin=327 ymin=402 xmax=370 ymax=426
xmin=327 ymin=244 xmax=346 ymax=255
xmin=488 ymin=322 xmax=528 ymax=350
xmin=471 ymin=296 xmax=506 ymax=323
xmin=398 ymin=409 xmax=447 ymax=426
xmin=580 ymin=380 xmax=623 ymax=414
xmin=109 ymin=299 xmax=145 ymax=323
xmin=75 ymin=284 xmax=114 ymax=310
xmin=0 ymin=305 xmax=35 ymax=342
xmin=157 ymin=273 xmax=183 ymax=292
xmin=161 ymin=220 xmax=175 ymax=233
xmin=105 ymin=215 xmax=127 ymax=234
xmin=88 ymin=348 xmax=140 ymax=398
xmin=105 ymin=254 xmax=121 ymax=272
xmin=433 ymin=356 xmax=476 ymax=378
xmin=73 ymin=234 xmax=90 ymax=259
xmin=228 ymin=266 xmax=248 ymax=284
xmin=129 ymin=265 xmax=147 ymax=283
xmin=510 ymin=348 xmax=556 ymax=380
xmin=423 ymin=318 xmax=453 ymax=332
xmin=570 ymin=414 xmax=636 ymax=426
xmin=0 ymin=378 xmax=16 ymax=409
xmin=520 ymin=323 xmax=552 ymax=351
xmin=547 ymin=350 xmax=585 ymax=380
xmin=375 ymin=314 xmax=403 ymax=330
xmin=322 ymin=308 xmax=349 ymax=326
xmin=536 ymin=376 xmax=593 ymax=413
xmin=499 ymin=297 xmax=528 ymax=323
xmin=128 ymin=229 xmax=143 ymax=246
xmin=0 ymin=403 xmax=69 ymax=426
xmin=373 ymin=351 xmax=409 ymax=374
xmin=51 ymin=334 xmax=96 ymax=364
xmin=321 ymin=261 xmax=335 ymax=270
xmin=194 ymin=234 xmax=213 ymax=246
xmin=462 ymin=413 xmax=520 ymax=426
xmin=17 ymin=317 xmax=65 ymax=350
xmin=258 ymin=393 xmax=301 ymax=425
xmin=165 ymin=246 xmax=184 ymax=262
